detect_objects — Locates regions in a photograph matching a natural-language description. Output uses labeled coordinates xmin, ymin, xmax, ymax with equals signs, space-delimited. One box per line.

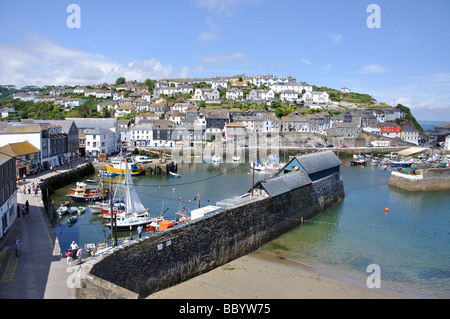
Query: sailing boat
xmin=107 ymin=159 xmax=157 ymax=230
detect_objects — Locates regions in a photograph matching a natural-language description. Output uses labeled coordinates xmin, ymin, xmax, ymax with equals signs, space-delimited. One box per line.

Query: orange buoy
xmin=385 ymin=207 xmax=389 ymax=214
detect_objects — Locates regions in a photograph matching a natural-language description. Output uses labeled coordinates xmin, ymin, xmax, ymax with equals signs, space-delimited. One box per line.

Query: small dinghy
xmin=77 ymin=206 xmax=86 ymax=214
xmin=57 ymin=205 xmax=68 ymax=216
xmin=67 ymin=216 xmax=77 ymax=225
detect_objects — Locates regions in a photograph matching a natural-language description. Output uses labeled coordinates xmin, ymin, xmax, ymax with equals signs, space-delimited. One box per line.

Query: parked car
xmin=367 ymin=144 xmax=374 ymax=147
xmin=340 ymin=145 xmax=348 ymax=148
xmin=326 ymin=144 xmax=334 ymax=148
xmin=316 ymin=144 xmax=324 ymax=148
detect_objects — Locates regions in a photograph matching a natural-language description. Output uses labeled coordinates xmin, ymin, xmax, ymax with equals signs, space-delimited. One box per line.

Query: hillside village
xmin=0 ymin=74 xmax=449 ymax=175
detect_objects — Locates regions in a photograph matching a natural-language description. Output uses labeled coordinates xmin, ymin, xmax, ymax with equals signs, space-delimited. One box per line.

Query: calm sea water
xmin=52 ymin=158 xmax=450 ymax=298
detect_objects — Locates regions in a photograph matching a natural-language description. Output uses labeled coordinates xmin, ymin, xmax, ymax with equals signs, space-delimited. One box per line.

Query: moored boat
xmin=250 ymin=162 xmax=266 ymax=171
xmin=57 ymin=205 xmax=68 ymax=216
xmin=106 ymin=160 xmax=159 ymax=230
xmin=77 ymin=206 xmax=86 ymax=214
xmin=169 ymin=171 xmax=181 ymax=178
xmin=67 ymin=216 xmax=77 ymax=225
xmin=105 ymin=158 xmax=143 ymax=176
xmin=351 ymin=159 xmax=367 ymax=166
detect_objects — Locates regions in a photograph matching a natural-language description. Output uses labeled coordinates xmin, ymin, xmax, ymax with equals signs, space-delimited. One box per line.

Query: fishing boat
xmin=69 ymin=179 xmax=109 ymax=202
xmin=169 ymin=171 xmax=181 ymax=178
xmin=69 ymin=188 xmax=108 ymax=202
xmin=351 ymin=159 xmax=367 ymax=166
xmin=106 ymin=161 xmax=159 ymax=230
xmin=390 ymin=161 xmax=412 ymax=168
xmin=57 ymin=205 xmax=68 ymax=216
xmin=105 ymin=157 xmax=143 ymax=176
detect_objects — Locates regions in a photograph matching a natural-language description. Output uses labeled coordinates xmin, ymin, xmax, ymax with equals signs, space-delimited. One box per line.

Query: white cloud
xmin=198 ymin=32 xmax=218 ymax=41
xmin=301 ymin=58 xmax=311 ymax=65
xmin=396 ymin=98 xmax=450 ymax=121
xmin=202 ymin=52 xmax=246 ymax=63
xmin=324 ymin=32 xmax=343 ymax=45
xmin=198 ymin=16 xmax=220 ymax=41
xmin=358 ymin=63 xmax=388 ymax=74
xmin=195 ymin=0 xmax=263 ymax=16
xmin=321 ymin=63 xmax=333 ymax=70
xmin=0 ymin=34 xmax=186 ymax=87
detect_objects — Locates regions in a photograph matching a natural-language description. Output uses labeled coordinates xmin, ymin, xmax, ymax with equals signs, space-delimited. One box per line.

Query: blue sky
xmin=1 ymin=0 xmax=449 ymax=121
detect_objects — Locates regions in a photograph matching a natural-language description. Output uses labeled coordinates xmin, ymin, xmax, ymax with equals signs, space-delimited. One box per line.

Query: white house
xmin=302 ymin=91 xmax=330 ymax=104
xmin=247 ymin=89 xmax=275 ymax=101
xmin=280 ymin=90 xmax=298 ymax=102
xmin=85 ymin=127 xmax=116 ymax=157
xmin=64 ymin=98 xmax=84 ymax=109
xmin=113 ymin=91 xmax=125 ymax=100
xmin=130 ymin=124 xmax=154 ymax=147
xmin=115 ymin=106 xmax=135 ymax=118
xmin=226 ymin=88 xmax=244 ymax=100
xmin=192 ymin=88 xmax=220 ymax=101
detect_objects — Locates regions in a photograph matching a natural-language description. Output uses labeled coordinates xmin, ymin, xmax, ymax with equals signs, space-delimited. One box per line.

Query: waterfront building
xmin=400 ymin=126 xmax=419 ymax=145
xmin=85 ymin=127 xmax=116 ymax=158
xmin=380 ymin=122 xmax=401 ymax=139
xmin=0 ymin=141 xmax=40 ymax=177
xmin=0 ymin=153 xmax=17 ymax=239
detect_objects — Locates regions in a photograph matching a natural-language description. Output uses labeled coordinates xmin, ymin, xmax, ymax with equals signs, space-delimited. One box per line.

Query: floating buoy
xmin=385 ymin=207 xmax=389 ymax=214
xmin=172 ymin=188 xmax=175 ymax=192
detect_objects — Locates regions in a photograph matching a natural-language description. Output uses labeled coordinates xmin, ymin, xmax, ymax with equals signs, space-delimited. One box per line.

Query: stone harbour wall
xmin=76 ymin=171 xmax=344 ymax=299
xmin=388 ymin=168 xmax=450 ymax=191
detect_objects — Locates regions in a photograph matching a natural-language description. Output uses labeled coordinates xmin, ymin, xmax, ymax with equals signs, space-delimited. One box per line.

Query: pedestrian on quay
xmin=66 ymin=249 xmax=73 ymax=266
xmin=14 ymin=237 xmax=20 ymax=257
xmin=137 ymin=225 xmax=143 ymax=238
xmin=17 ymin=205 xmax=21 ymax=218
xmin=27 ymin=185 xmax=31 ymax=194
xmin=25 ymin=200 xmax=29 ymax=212
xmin=70 ymin=241 xmax=78 ymax=258
xmin=77 ymin=248 xmax=83 ymax=264
xmin=22 ymin=185 xmax=26 ymax=195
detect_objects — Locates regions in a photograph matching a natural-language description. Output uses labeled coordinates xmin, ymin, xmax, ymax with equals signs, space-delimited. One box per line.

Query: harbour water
xmin=52 ymin=158 xmax=450 ymax=298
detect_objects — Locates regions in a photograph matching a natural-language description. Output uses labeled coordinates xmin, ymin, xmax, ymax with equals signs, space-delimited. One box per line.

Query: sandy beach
xmin=148 ymin=250 xmax=406 ymax=299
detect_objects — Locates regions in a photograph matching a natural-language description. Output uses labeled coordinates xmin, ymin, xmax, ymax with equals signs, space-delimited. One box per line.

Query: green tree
xmin=115 ymin=77 xmax=126 ymax=86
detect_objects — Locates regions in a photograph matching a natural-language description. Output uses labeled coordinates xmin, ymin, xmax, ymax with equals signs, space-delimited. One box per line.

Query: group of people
xmin=21 ymin=182 xmax=39 ymax=196
xmin=65 ymin=241 xmax=83 ymax=266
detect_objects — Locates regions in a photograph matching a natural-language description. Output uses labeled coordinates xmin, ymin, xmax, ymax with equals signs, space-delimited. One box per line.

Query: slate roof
xmin=254 ymin=170 xmax=311 ymax=197
xmin=295 ymin=151 xmax=342 ymax=175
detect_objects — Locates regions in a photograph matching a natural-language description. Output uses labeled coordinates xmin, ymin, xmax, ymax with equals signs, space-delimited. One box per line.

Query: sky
xmin=0 ymin=0 xmax=449 ymax=122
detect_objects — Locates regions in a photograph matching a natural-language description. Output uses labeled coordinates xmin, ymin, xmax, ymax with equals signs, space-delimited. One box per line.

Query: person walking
xmin=25 ymin=200 xmax=29 ymax=215
xmin=14 ymin=238 xmax=20 ymax=257
xmin=66 ymin=249 xmax=73 ymax=266
xmin=137 ymin=225 xmax=143 ymax=238
xmin=76 ymin=248 xmax=83 ymax=264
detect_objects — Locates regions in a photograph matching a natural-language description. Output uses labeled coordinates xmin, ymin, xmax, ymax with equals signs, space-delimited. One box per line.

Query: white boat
xmin=169 ymin=171 xmax=181 ymax=178
xmin=88 ymin=204 xmax=103 ymax=214
xmin=57 ymin=205 xmax=68 ymax=216
xmin=67 ymin=207 xmax=78 ymax=214
xmin=107 ymin=160 xmax=158 ymax=230
xmin=232 ymin=155 xmax=240 ymax=162
xmin=212 ymin=155 xmax=222 ymax=162
xmin=77 ymin=206 xmax=86 ymax=214
xmin=250 ymin=162 xmax=266 ymax=171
